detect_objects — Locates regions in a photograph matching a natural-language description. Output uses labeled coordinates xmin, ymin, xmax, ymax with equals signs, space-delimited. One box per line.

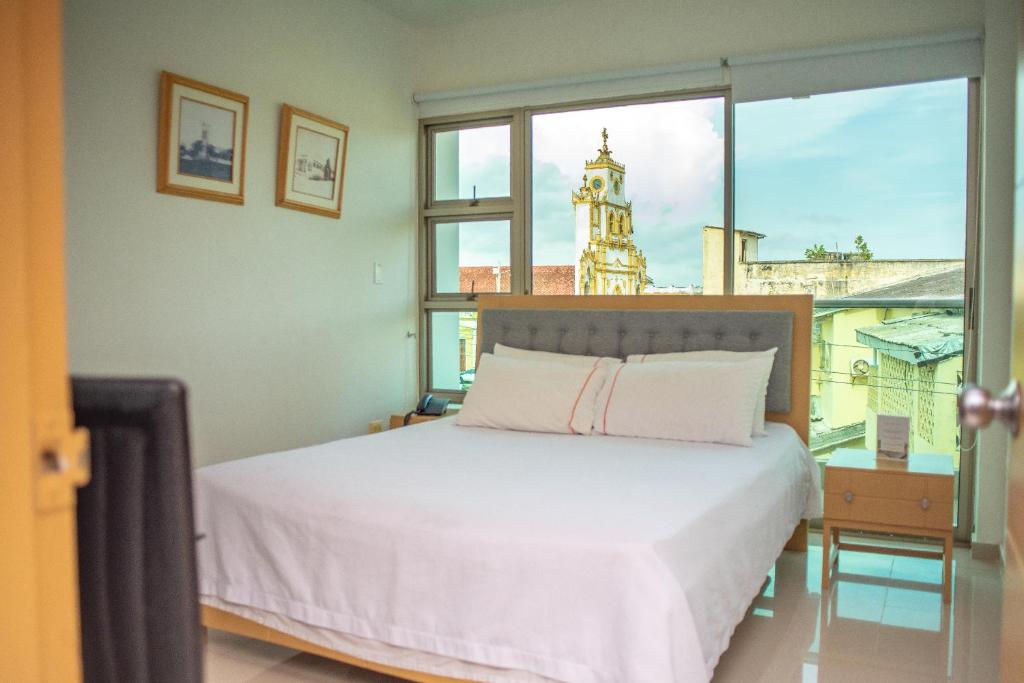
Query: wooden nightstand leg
xmin=821 ymin=521 xmax=832 ymax=591
xmin=943 ymin=533 xmax=953 ymax=603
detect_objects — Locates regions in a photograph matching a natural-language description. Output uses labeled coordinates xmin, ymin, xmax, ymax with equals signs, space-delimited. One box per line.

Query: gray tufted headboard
xmin=479 ymin=307 xmax=794 ymax=412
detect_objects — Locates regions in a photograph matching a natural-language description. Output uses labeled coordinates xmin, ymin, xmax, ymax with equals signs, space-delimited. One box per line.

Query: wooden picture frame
xmin=276 ymin=105 xmax=349 ymax=218
xmin=157 ymin=71 xmax=248 ymax=205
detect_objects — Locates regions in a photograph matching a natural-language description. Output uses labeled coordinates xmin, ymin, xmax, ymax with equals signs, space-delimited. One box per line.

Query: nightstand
xmin=388 ymin=412 xmax=450 ymax=429
xmin=822 ymin=448 xmax=955 ymax=603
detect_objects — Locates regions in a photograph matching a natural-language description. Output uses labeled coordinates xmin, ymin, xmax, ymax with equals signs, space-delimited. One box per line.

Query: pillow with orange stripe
xmin=593 ymin=360 xmax=766 ymax=446
xmin=494 ymin=343 xmax=623 ymax=368
xmin=456 ymin=353 xmax=613 ymax=435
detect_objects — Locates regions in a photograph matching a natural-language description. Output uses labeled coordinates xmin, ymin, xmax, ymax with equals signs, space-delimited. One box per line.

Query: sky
xmin=446 ymin=78 xmax=968 ymax=288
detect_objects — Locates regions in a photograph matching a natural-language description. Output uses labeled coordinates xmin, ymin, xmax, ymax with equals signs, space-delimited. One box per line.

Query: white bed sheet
xmin=195 ymin=419 xmax=821 ymax=683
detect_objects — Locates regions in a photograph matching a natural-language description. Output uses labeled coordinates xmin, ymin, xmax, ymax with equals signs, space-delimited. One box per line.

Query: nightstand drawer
xmin=824 ymin=492 xmax=953 ymax=531
xmin=824 ymin=468 xmax=953 ymax=503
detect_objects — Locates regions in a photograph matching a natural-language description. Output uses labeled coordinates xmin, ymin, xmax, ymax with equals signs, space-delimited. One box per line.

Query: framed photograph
xmin=157 ymin=71 xmax=248 ymax=204
xmin=276 ymin=105 xmax=349 ymax=218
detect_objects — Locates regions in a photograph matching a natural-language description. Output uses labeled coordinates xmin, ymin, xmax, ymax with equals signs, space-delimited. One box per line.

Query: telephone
xmin=403 ymin=393 xmax=450 ymax=426
xmin=416 ymin=393 xmax=449 ymax=416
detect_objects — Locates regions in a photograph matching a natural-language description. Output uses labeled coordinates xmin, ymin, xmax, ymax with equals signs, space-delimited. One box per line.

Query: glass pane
xmin=531 ymin=97 xmax=724 ymax=295
xmin=735 ymin=79 xmax=968 ymax=523
xmin=433 ymin=125 xmax=511 ymax=201
xmin=429 ymin=311 xmax=478 ymax=391
xmin=433 ymin=220 xmax=511 ymax=294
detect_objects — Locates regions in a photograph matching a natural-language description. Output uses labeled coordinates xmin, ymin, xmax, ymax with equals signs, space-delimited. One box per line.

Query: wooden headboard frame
xmin=476 ymin=294 xmax=813 ymax=445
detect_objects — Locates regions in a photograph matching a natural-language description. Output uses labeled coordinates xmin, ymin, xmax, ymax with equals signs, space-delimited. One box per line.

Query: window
xmin=431 ymin=123 xmax=511 ymax=203
xmin=531 ymin=95 xmax=726 ymax=296
xmin=428 ymin=311 xmax=478 ymax=392
xmin=429 ymin=218 xmax=512 ymax=295
xmin=420 ymin=95 xmax=730 ymax=396
xmin=735 ymin=78 xmax=976 ymax=531
xmin=421 ymin=117 xmax=520 ymax=396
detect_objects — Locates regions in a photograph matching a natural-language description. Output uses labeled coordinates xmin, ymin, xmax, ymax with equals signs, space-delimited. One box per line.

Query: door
xmin=1002 ymin=3 xmax=1024 ymax=678
xmin=0 ymin=1 xmax=90 ymax=680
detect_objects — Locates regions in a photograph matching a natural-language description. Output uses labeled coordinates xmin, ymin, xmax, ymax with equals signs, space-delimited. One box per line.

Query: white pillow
xmin=456 ymin=353 xmax=611 ymax=435
xmin=627 ymin=348 xmax=778 ymax=436
xmin=494 ymin=343 xmax=623 ymax=368
xmin=593 ymin=359 xmax=765 ymax=446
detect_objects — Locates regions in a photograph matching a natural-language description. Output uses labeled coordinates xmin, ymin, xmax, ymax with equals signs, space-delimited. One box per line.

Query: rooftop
xmin=845 ymin=264 xmax=965 ymax=300
xmin=458 ymin=265 xmax=576 ymax=296
xmin=703 ymin=225 xmax=766 ymax=239
xmin=855 ymin=311 xmax=964 ymax=365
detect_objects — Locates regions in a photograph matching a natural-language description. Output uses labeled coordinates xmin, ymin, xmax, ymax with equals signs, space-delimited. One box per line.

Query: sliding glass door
xmin=734 ymin=78 xmax=976 ymax=537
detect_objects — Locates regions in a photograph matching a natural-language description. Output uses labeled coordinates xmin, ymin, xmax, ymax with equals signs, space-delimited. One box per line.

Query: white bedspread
xmin=195 ymin=419 xmax=821 ymax=683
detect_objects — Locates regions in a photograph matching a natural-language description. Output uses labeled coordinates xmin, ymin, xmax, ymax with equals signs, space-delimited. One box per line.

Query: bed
xmin=197 ymin=294 xmax=819 ymax=683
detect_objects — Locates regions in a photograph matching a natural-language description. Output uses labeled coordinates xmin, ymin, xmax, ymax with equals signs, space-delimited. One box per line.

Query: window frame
xmin=418 ymin=90 xmax=733 ymax=400
xmin=426 ymin=116 xmax=515 ymax=209
xmin=426 ymin=214 xmax=514 ymax=299
xmin=419 ymin=110 xmax=527 ymax=399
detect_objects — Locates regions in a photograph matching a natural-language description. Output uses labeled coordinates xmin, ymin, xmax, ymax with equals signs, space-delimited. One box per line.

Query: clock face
xmin=590 ymin=177 xmax=604 ymax=191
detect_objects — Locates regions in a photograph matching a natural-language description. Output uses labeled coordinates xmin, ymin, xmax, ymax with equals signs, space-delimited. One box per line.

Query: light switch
xmin=373 ymin=262 xmax=383 ymax=284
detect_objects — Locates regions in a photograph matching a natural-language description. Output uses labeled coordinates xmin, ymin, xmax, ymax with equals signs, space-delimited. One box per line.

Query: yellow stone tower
xmin=573 ymin=129 xmax=647 ymax=295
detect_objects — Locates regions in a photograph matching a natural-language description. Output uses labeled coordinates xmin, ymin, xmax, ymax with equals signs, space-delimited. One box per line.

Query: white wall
xmin=64 ymin=0 xmax=419 ymax=467
xmin=413 ymin=0 xmax=983 ymax=92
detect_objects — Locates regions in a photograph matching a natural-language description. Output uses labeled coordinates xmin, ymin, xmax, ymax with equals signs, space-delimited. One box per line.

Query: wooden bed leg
xmin=784 ymin=519 xmax=808 ymax=552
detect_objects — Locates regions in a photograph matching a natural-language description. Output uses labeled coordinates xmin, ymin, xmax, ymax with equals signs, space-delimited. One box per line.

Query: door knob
xmin=958 ymin=380 xmax=1021 ymax=437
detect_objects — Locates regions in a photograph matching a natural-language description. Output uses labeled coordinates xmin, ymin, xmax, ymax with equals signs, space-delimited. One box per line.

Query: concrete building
xmin=702 ymin=226 xmax=963 ymax=297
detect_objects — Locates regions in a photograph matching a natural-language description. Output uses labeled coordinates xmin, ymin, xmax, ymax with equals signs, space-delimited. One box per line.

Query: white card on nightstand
xmin=876 ymin=415 xmax=909 ymax=459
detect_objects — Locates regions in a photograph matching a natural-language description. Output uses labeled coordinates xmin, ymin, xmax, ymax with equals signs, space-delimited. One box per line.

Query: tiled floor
xmin=205 ymin=535 xmax=1003 ymax=682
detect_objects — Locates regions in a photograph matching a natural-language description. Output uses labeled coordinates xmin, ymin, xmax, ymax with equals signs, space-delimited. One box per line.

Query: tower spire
xmin=599 ymin=127 xmax=611 ymax=157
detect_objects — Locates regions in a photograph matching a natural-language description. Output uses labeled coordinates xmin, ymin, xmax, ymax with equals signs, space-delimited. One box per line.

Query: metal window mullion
xmin=417 ymin=122 xmax=430 ymax=397
xmin=955 ymin=77 xmax=981 ymax=543
xmin=423 ymin=300 xmax=477 ymax=311
xmin=423 ymin=200 xmax=514 ymax=218
xmin=723 ymin=90 xmax=735 ymax=295
xmin=511 ymin=109 xmax=529 ymax=295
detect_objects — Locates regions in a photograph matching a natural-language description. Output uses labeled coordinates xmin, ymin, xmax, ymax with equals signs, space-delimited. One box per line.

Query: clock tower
xmin=572 ymin=129 xmax=647 ymax=295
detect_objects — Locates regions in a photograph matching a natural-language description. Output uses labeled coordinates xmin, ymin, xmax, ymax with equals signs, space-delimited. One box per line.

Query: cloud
xmin=735 ymin=87 xmax=897 ymax=163
xmin=455 ymin=219 xmax=509 ymax=266
xmin=530 ymin=99 xmax=725 ymax=285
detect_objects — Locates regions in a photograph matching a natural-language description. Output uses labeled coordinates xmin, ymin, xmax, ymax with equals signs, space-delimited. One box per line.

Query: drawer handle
xmin=921 ymin=497 xmax=931 ymax=511
xmin=843 ymin=490 xmax=854 ymax=503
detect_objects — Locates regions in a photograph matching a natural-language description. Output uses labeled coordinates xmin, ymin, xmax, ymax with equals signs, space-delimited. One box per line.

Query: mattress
xmin=195 ymin=418 xmax=821 ymax=683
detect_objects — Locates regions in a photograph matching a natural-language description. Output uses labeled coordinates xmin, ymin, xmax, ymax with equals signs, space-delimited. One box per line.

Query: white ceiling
xmin=372 ymin=0 xmax=561 ymax=28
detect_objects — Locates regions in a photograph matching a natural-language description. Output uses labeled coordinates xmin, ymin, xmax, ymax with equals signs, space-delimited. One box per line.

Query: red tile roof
xmin=458 ymin=265 xmax=575 ymax=295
